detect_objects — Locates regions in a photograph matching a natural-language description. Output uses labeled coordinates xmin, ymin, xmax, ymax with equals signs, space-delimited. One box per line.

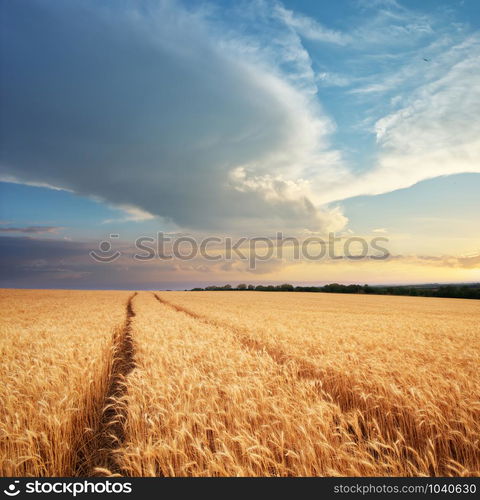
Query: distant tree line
xmin=190 ymin=283 xmax=480 ymax=299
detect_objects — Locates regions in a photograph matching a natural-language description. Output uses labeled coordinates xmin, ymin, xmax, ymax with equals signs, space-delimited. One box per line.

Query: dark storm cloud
xmin=0 ymin=0 xmax=343 ymax=232
xmin=0 ymin=236 xmax=154 ymax=288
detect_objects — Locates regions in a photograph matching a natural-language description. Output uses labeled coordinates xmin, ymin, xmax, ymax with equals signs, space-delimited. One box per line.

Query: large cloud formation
xmin=0 ymin=0 xmax=346 ymax=233
xmin=1 ymin=0 xmax=479 ymax=234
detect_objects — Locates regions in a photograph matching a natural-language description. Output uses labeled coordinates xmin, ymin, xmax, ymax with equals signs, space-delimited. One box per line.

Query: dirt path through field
xmin=74 ymin=292 xmax=137 ymax=476
xmin=68 ymin=291 xmax=478 ymax=476
xmin=153 ymin=292 xmax=471 ymax=474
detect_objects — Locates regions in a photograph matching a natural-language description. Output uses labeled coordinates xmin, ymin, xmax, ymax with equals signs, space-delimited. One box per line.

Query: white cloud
xmin=272 ymin=3 xmax=351 ymax=45
xmin=352 ymin=1 xmax=434 ymax=48
xmin=316 ymin=72 xmax=353 ymax=88
xmin=391 ymin=253 xmax=480 ymax=270
xmin=229 ymin=166 xmax=348 ymax=233
xmin=102 ymin=204 xmax=156 ymax=224
xmin=0 ymin=174 xmax=73 ymax=192
xmin=319 ymin=35 xmax=480 ymax=203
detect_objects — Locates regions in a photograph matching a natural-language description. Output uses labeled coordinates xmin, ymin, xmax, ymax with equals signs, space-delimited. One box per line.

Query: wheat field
xmin=1 ymin=289 xmax=479 ymax=476
xmin=0 ymin=290 xmax=130 ymax=476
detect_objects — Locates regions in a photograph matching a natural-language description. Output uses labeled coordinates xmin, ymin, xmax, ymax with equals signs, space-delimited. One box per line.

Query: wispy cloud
xmin=320 ymin=34 xmax=480 ymax=203
xmin=352 ymin=0 xmax=434 ymax=47
xmin=316 ymin=72 xmax=353 ymax=88
xmin=102 ymin=204 xmax=156 ymax=224
xmin=0 ymin=226 xmax=63 ymax=234
xmin=273 ymin=3 xmax=351 ymax=45
xmin=391 ymin=253 xmax=480 ymax=270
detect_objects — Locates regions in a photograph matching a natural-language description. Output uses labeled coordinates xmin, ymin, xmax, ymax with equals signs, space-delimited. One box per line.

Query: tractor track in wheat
xmin=74 ymin=293 xmax=137 ymax=476
xmin=153 ymin=292 xmax=470 ymax=474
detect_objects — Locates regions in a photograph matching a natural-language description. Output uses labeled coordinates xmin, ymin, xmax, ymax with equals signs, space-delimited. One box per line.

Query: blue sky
xmin=1 ymin=0 xmax=479 ymax=288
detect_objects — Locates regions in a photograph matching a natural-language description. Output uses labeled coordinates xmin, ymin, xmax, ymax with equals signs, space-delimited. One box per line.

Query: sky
xmin=0 ymin=0 xmax=479 ymax=289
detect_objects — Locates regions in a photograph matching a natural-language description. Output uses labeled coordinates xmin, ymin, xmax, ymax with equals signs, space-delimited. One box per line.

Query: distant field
xmin=1 ymin=290 xmax=479 ymax=476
